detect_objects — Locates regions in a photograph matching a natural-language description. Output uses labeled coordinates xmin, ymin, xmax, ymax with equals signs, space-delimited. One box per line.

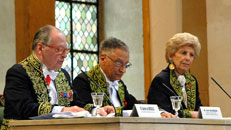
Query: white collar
xmin=42 ymin=64 xmax=59 ymax=80
xmin=100 ymin=67 xmax=119 ymax=90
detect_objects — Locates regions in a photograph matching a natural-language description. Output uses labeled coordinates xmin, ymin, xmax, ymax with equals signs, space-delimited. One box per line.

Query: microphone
xmin=162 ymin=83 xmax=183 ymax=110
xmin=80 ymin=70 xmax=117 ymax=116
xmin=211 ymin=77 xmax=231 ymax=99
xmin=162 ymin=83 xmax=178 ymax=96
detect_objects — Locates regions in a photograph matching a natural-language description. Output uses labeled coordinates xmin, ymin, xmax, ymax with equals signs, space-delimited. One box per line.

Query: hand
xmin=161 ymin=112 xmax=176 ymax=118
xmin=61 ymin=106 xmax=85 ymax=113
xmin=99 ymin=106 xmax=115 ymax=116
xmin=189 ymin=111 xmax=198 ymax=118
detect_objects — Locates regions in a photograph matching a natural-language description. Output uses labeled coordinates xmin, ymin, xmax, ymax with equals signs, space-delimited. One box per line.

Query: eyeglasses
xmin=106 ymin=55 xmax=132 ymax=69
xmin=44 ymin=44 xmax=70 ymax=54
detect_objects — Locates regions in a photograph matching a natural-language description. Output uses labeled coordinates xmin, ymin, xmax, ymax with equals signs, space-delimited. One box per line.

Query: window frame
xmin=55 ymin=0 xmax=100 ymax=81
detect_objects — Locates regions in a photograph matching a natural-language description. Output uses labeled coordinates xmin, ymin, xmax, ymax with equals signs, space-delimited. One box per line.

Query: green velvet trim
xmin=84 ymin=104 xmax=94 ymax=112
xmin=115 ymin=107 xmax=123 ymax=116
xmin=117 ymin=83 xmax=125 ymax=107
xmin=85 ymin=65 xmax=126 ymax=116
xmin=1 ymin=118 xmax=14 ymax=130
xmin=20 ymin=54 xmax=72 ymax=116
xmin=170 ymin=69 xmax=197 ymax=117
xmin=180 ymin=109 xmax=192 ymax=118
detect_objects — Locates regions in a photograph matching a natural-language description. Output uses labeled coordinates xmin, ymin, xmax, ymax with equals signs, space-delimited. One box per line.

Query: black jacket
xmin=147 ymin=67 xmax=202 ymax=117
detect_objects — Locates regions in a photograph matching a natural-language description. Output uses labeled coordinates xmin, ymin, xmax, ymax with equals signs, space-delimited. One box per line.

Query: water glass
xmin=91 ymin=92 xmax=104 ymax=117
xmin=170 ymin=96 xmax=182 ymax=117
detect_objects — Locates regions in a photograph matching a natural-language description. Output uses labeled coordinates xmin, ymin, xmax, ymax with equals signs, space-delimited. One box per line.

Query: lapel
xmin=87 ymin=65 xmax=126 ymax=107
xmin=184 ymin=71 xmax=197 ymax=110
xmin=117 ymin=81 xmax=125 ymax=106
xmin=20 ymin=54 xmax=72 ymax=107
xmin=87 ymin=65 xmax=110 ymax=106
xmin=169 ymin=68 xmax=196 ymax=110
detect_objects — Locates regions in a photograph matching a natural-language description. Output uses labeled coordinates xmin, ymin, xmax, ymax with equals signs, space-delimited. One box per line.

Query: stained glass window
xmin=55 ymin=0 xmax=99 ymax=80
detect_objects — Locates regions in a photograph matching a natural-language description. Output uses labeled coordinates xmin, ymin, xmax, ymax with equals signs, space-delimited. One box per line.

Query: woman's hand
xmin=190 ymin=111 xmax=198 ymax=118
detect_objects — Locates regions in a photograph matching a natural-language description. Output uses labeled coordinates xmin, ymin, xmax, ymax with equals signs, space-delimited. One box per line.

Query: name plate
xmin=130 ymin=104 xmax=161 ymax=118
xmin=198 ymin=106 xmax=223 ymax=119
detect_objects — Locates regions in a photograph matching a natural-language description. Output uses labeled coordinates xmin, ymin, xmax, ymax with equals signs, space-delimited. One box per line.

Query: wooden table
xmin=9 ymin=117 xmax=231 ymax=130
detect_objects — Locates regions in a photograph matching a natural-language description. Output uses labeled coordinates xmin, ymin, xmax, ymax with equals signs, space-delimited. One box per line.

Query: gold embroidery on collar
xmin=20 ymin=54 xmax=72 ymax=115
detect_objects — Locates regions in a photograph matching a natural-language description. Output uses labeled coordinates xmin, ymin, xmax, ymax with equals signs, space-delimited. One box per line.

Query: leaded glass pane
xmin=73 ymin=53 xmax=98 ymax=78
xmin=55 ymin=1 xmax=72 ymax=78
xmin=55 ymin=1 xmax=71 ymax=44
xmin=72 ymin=3 xmax=98 ymax=51
xmin=62 ymin=52 xmax=72 ymax=77
xmin=55 ymin=0 xmax=99 ymax=80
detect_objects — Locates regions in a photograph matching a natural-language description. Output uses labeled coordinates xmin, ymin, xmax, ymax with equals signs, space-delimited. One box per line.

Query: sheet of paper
xmin=52 ymin=111 xmax=91 ymax=118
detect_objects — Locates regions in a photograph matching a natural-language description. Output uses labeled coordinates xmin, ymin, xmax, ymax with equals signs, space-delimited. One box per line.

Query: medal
xmin=61 ymin=90 xmax=73 ymax=101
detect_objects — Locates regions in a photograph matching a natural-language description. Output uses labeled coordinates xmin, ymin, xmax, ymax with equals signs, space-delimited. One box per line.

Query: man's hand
xmin=161 ymin=112 xmax=176 ymax=118
xmin=61 ymin=106 xmax=85 ymax=113
xmin=99 ymin=106 xmax=115 ymax=116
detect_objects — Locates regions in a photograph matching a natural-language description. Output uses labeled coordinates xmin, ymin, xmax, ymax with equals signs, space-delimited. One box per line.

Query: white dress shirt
xmin=42 ymin=64 xmax=64 ymax=113
xmin=100 ymin=68 xmax=121 ymax=107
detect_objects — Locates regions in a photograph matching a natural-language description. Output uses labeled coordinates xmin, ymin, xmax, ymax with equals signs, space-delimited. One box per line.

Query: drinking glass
xmin=91 ymin=92 xmax=104 ymax=117
xmin=170 ymin=96 xmax=182 ymax=117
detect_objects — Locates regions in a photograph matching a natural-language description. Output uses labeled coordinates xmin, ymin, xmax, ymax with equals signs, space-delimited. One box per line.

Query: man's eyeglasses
xmin=106 ymin=55 xmax=132 ymax=69
xmin=44 ymin=44 xmax=70 ymax=54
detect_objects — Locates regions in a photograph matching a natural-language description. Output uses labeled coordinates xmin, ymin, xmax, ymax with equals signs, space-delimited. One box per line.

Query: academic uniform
xmin=147 ymin=66 xmax=202 ymax=118
xmin=72 ymin=65 xmax=137 ymax=116
xmin=1 ymin=54 xmax=73 ymax=129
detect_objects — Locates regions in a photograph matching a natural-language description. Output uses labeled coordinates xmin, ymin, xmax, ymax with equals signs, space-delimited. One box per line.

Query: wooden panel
xmin=182 ymin=0 xmax=209 ymax=106
xmin=98 ymin=1 xmax=104 ymax=43
xmin=143 ymin=0 xmax=151 ymax=101
xmin=15 ymin=0 xmax=55 ymax=62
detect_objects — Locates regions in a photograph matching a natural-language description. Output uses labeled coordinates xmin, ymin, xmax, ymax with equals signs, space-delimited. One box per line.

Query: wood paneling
xmin=182 ymin=0 xmax=209 ymax=106
xmin=98 ymin=1 xmax=104 ymax=43
xmin=15 ymin=0 xmax=55 ymax=62
xmin=143 ymin=0 xmax=151 ymax=101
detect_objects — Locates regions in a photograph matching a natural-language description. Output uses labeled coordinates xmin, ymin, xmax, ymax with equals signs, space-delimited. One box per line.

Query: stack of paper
xmin=52 ymin=111 xmax=91 ymax=118
xmin=30 ymin=111 xmax=91 ymax=120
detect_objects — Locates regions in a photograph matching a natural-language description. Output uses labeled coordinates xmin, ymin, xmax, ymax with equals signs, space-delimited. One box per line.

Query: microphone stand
xmin=162 ymin=83 xmax=178 ymax=96
xmin=211 ymin=77 xmax=231 ymax=99
xmin=162 ymin=83 xmax=183 ymax=110
xmin=80 ymin=70 xmax=117 ymax=116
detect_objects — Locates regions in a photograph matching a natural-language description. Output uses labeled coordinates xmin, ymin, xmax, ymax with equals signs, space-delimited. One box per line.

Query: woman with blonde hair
xmin=147 ymin=32 xmax=202 ymax=118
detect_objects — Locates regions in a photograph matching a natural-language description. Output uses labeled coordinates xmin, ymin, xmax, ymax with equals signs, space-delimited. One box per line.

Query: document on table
xmin=52 ymin=111 xmax=91 ymax=118
xmin=30 ymin=111 xmax=91 ymax=120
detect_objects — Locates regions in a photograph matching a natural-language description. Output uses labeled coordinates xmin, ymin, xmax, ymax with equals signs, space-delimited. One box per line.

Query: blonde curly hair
xmin=165 ymin=32 xmax=201 ymax=62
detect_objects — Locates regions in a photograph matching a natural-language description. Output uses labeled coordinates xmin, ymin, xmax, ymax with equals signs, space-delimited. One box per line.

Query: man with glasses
xmin=72 ymin=37 xmax=137 ymax=116
xmin=2 ymin=25 xmax=85 ymax=128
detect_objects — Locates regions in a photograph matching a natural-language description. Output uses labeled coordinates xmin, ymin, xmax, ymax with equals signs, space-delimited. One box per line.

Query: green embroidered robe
xmin=147 ymin=66 xmax=202 ymax=118
xmin=72 ymin=65 xmax=137 ymax=116
xmin=1 ymin=54 xmax=72 ymax=130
